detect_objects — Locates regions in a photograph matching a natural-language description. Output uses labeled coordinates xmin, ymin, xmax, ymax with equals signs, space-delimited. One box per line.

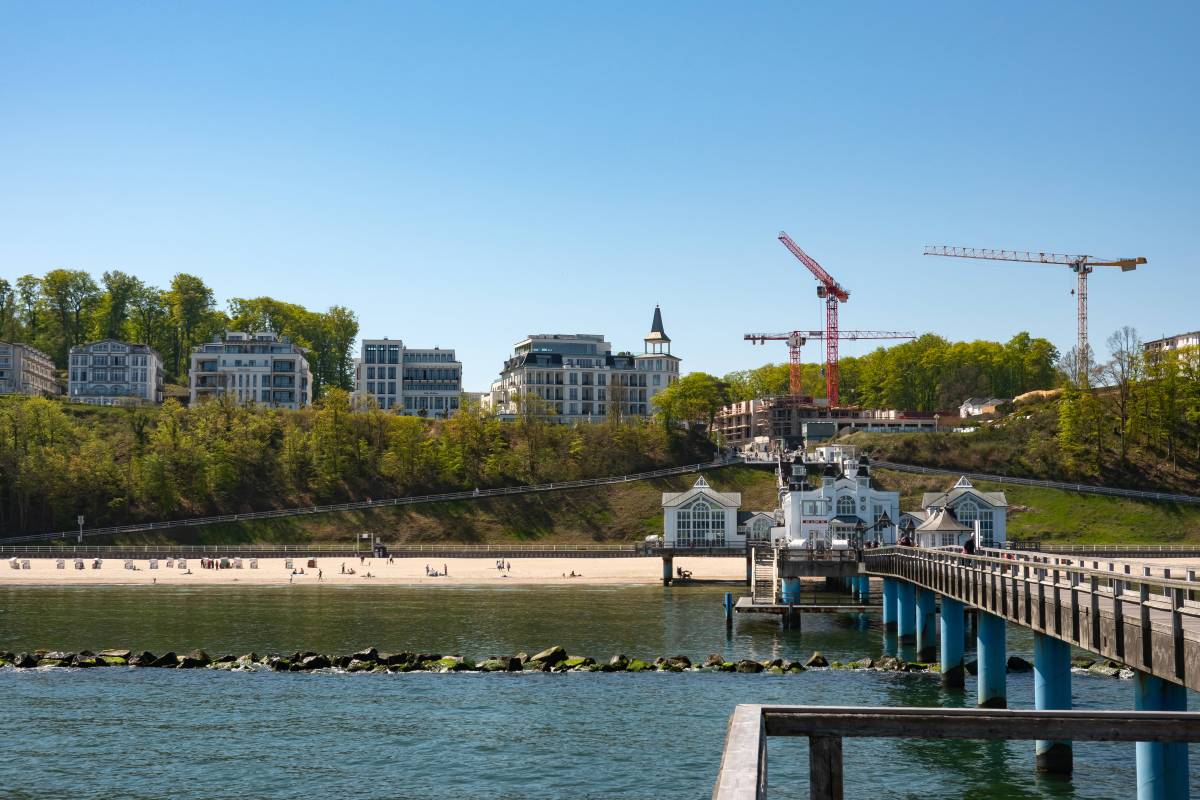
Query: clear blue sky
xmin=2 ymin=2 xmax=1196 ymax=389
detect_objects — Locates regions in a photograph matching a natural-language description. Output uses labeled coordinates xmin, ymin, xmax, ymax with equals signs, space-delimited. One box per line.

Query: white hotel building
xmin=189 ymin=331 xmax=312 ymax=410
xmin=353 ymin=339 xmax=462 ymax=417
xmin=68 ymin=340 xmax=163 ymax=405
xmin=488 ymin=306 xmax=680 ymax=421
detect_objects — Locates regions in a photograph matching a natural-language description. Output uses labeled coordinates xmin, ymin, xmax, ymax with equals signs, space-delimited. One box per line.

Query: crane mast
xmin=777 ymin=232 xmax=851 ymax=404
xmin=744 ymin=330 xmax=915 ymax=398
xmin=923 ymin=245 xmax=1145 ymax=381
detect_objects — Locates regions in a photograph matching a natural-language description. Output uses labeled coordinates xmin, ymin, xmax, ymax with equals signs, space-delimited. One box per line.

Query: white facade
xmin=489 ymin=306 xmax=681 ymax=422
xmin=908 ymin=476 xmax=1008 ymax=548
xmin=959 ymin=397 xmax=1008 ymax=417
xmin=189 ymin=331 xmax=312 ymax=410
xmin=68 ymin=340 xmax=163 ymax=405
xmin=0 ymin=342 xmax=59 ymax=397
xmin=354 ymin=339 xmax=461 ymax=417
xmin=661 ymin=476 xmax=742 ymax=548
xmin=771 ymin=446 xmax=900 ymax=547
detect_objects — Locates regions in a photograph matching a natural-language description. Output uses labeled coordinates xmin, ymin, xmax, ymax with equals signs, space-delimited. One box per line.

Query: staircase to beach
xmin=752 ymin=547 xmax=777 ymax=604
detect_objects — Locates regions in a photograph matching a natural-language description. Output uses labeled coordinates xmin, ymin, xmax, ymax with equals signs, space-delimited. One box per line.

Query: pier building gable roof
xmin=921 ymin=476 xmax=1007 ymax=511
xmin=661 ymin=475 xmax=741 ymax=509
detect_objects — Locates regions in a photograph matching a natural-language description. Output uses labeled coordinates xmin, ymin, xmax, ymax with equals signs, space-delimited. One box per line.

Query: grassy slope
xmin=873 ymin=468 xmax=1200 ymax=545
xmin=102 ymin=465 xmax=783 ymax=547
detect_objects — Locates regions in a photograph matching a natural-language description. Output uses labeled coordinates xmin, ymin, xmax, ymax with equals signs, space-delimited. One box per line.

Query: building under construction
xmin=714 ymin=395 xmax=943 ymax=450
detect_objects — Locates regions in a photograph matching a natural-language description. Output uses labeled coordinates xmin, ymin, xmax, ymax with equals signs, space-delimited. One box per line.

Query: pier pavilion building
xmin=902 ymin=476 xmax=1008 ymax=548
xmin=770 ymin=446 xmax=900 ymax=547
xmin=660 ymin=476 xmax=744 ymax=548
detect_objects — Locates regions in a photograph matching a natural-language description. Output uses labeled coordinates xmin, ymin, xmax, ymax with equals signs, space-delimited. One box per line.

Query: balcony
xmin=272 ymin=362 xmax=295 ymax=372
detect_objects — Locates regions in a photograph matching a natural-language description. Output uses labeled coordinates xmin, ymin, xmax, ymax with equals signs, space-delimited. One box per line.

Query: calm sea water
xmin=0 ymin=583 xmax=1194 ymax=799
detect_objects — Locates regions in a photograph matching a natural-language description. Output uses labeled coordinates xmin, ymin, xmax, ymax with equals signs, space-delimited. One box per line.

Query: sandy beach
xmin=0 ymin=556 xmax=747 ymax=587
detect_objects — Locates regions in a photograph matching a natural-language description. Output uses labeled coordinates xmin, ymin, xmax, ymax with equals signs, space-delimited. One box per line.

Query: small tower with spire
xmin=636 ymin=305 xmax=682 ymax=408
xmin=644 ymin=304 xmax=671 ymax=355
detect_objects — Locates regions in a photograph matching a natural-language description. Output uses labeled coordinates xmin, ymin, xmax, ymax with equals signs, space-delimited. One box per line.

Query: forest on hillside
xmin=0 ymin=269 xmax=358 ymax=397
xmin=723 ymin=332 xmax=1060 ymax=412
xmin=0 ymin=391 xmax=706 ymax=536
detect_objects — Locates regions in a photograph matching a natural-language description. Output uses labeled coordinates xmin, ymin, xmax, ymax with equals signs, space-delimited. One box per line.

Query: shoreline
xmin=0 ymin=556 xmax=747 ymax=587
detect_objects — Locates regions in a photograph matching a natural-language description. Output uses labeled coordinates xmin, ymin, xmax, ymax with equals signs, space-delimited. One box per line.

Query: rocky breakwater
xmin=0 ymin=647 xmax=1136 ymax=679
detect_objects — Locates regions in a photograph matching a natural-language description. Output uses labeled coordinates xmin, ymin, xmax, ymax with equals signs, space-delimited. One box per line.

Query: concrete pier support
xmin=976 ymin=611 xmax=1007 ymax=709
xmin=939 ymin=597 xmax=965 ymax=688
xmin=1134 ymin=672 xmax=1189 ymax=800
xmin=662 ymin=556 xmax=673 ymax=587
xmin=1033 ymin=633 xmax=1073 ymax=775
xmin=882 ymin=578 xmax=898 ymax=632
xmin=780 ymin=577 xmax=801 ymax=604
xmin=915 ymin=588 xmax=937 ymax=662
xmin=896 ymin=581 xmax=916 ymax=644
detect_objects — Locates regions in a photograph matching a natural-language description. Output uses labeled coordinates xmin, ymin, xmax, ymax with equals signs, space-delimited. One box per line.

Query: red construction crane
xmin=744 ymin=330 xmax=915 ymax=399
xmin=923 ymin=246 xmax=1146 ymax=380
xmin=777 ymin=232 xmax=851 ymax=404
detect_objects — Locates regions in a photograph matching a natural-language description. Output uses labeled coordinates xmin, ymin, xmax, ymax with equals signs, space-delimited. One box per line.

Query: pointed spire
xmin=693 ymin=475 xmax=710 ymax=489
xmin=645 ymin=305 xmax=671 ymax=345
xmin=953 ymin=476 xmax=973 ymax=489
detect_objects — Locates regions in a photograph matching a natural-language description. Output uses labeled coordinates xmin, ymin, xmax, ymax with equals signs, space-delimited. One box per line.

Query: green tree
xmin=41 ymin=268 xmax=100 ymax=363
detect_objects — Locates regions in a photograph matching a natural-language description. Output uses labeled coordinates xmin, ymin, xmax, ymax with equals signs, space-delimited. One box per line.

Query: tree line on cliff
xmin=0 ymin=269 xmax=358 ymax=398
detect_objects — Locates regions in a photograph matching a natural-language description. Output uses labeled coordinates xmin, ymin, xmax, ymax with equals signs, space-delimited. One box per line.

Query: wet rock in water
xmin=903 ymin=662 xmax=933 ymax=672
xmin=98 ymin=649 xmax=132 ymax=661
xmin=213 ymin=655 xmax=237 ymax=664
xmin=528 ymin=646 xmax=568 ymax=666
xmin=1006 ymin=656 xmax=1032 ymax=673
xmin=235 ymin=653 xmax=260 ymax=668
xmin=12 ymin=653 xmax=38 ymax=669
xmin=1088 ymin=660 xmax=1122 ymax=678
xmin=129 ymin=651 xmax=156 ymax=667
xmin=768 ymin=666 xmax=785 ymax=674
xmin=848 ymin=658 xmax=875 ymax=670
xmin=1071 ymin=656 xmax=1096 ymax=670
xmin=875 ymin=656 xmax=904 ymax=672
xmin=703 ymin=653 xmax=725 ymax=668
xmin=803 ymin=652 xmax=829 ymax=668
xmin=150 ymin=652 xmax=179 ymax=668
xmin=761 ymin=658 xmax=783 ymax=669
xmin=73 ymin=655 xmax=100 ymax=668
xmin=385 ymin=652 xmax=415 ymax=666
xmin=626 ymin=659 xmax=653 ymax=672
xmin=352 ymin=647 xmax=380 ymax=663
xmin=39 ymin=658 xmax=69 ymax=668
xmin=735 ymin=659 xmax=764 ymax=674
xmin=44 ymin=651 xmax=75 ymax=663
xmin=298 ymin=654 xmax=331 ymax=671
xmin=177 ymin=650 xmax=211 ymax=669
xmin=478 ymin=658 xmax=508 ymax=672
xmin=786 ymin=662 xmax=806 ymax=674
xmin=414 ymin=653 xmax=442 ymax=665
xmin=829 ymin=661 xmax=846 ymax=670
xmin=965 ymin=660 xmax=978 ymax=676
xmin=515 ymin=652 xmax=529 ymax=665
xmin=523 ymin=659 xmax=552 ymax=672
xmin=346 ymin=658 xmax=374 ymax=673
xmin=558 ymin=656 xmax=596 ymax=672
xmin=603 ymin=655 xmax=630 ymax=672
xmin=661 ymin=655 xmax=691 ymax=672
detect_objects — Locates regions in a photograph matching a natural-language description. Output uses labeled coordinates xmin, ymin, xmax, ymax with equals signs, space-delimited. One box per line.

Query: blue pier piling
xmin=662 ymin=556 xmax=673 ymax=587
xmin=858 ymin=576 xmax=870 ymax=603
xmin=939 ymin=597 xmax=965 ymax=688
xmin=896 ymin=581 xmax=916 ymax=644
xmin=724 ymin=592 xmax=734 ymax=627
xmin=1135 ymin=672 xmax=1189 ymax=800
xmin=781 ymin=577 xmax=801 ymax=604
xmin=976 ymin=611 xmax=1007 ymax=709
xmin=915 ymin=588 xmax=937 ymax=662
xmin=1033 ymin=633 xmax=1073 ymax=774
xmin=882 ymin=578 xmax=897 ymax=632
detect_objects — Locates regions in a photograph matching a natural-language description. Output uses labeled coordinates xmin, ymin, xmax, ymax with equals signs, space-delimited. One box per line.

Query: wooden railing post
xmin=809 ymin=735 xmax=844 ymax=800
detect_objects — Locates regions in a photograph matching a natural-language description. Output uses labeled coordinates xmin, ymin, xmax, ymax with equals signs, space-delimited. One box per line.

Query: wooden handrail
xmin=713 ymin=705 xmax=1200 ymax=800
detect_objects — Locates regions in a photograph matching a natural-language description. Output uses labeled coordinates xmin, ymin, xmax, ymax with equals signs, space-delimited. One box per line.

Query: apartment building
xmin=714 ymin=396 xmax=940 ymax=449
xmin=189 ymin=331 xmax=311 ymax=410
xmin=353 ymin=339 xmax=462 ymax=417
xmin=488 ymin=306 xmax=681 ymax=421
xmin=0 ymin=342 xmax=59 ymax=397
xmin=1144 ymin=330 xmax=1200 ymax=362
xmin=68 ymin=340 xmax=163 ymax=405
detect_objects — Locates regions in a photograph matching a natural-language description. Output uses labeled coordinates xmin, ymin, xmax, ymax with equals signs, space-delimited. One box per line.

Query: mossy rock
xmin=478 ymin=659 xmax=507 ymax=672
xmin=786 ymin=665 xmax=806 ymax=674
xmin=903 ymin=662 xmax=933 ymax=672
xmin=803 ymin=652 xmax=829 ymax=668
xmin=561 ymin=657 xmax=593 ymax=670
xmin=1071 ymin=656 xmax=1096 ymax=669
xmin=829 ymin=661 xmax=846 ymax=670
xmin=626 ymin=659 xmax=653 ymax=672
xmin=39 ymin=659 xmax=68 ymax=668
xmin=1088 ymin=661 xmax=1122 ymax=678
xmin=73 ymin=656 xmax=100 ymax=668
xmin=768 ymin=666 xmax=785 ymax=674
xmin=720 ymin=662 xmax=737 ymax=672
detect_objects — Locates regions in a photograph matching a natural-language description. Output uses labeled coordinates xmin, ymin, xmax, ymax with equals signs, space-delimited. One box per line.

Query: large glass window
xmin=676 ymin=499 xmax=725 ymax=547
xmin=836 ymin=495 xmax=856 ymax=516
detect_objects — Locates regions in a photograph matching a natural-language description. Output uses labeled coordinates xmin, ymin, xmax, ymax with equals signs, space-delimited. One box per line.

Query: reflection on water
xmin=0 ymin=584 xmax=1194 ymax=799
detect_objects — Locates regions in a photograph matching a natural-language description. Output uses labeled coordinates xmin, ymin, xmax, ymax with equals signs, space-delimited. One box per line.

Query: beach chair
xmin=166 ymin=558 xmax=174 ymax=568
xmin=74 ymin=559 xmax=85 ymax=570
xmin=177 ymin=559 xmax=187 ymax=569
xmin=249 ymin=559 xmax=258 ymax=569
xmin=149 ymin=559 xmax=158 ymax=569
xmin=56 ymin=559 xmax=65 ymax=569
xmin=92 ymin=559 xmax=102 ymax=569
xmin=124 ymin=559 xmax=134 ymax=570
xmin=285 ymin=558 xmax=294 ymax=570
xmin=9 ymin=558 xmax=19 ymax=570
xmin=233 ymin=558 xmax=243 ymax=569
xmin=21 ymin=559 xmax=31 ymax=570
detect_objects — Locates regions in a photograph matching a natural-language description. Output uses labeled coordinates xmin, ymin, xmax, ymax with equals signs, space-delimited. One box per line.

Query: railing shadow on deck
xmin=712 ymin=705 xmax=1200 ymax=800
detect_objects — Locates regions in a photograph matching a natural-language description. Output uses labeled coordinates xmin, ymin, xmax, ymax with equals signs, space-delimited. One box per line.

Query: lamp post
xmin=934 ymin=413 xmax=941 ymax=433
xmin=77 ymin=515 xmax=84 ymax=545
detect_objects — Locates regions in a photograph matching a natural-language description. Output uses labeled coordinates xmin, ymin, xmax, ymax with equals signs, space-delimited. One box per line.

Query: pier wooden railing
xmin=864 ymin=546 xmax=1200 ymax=691
xmin=712 ymin=705 xmax=1200 ymax=800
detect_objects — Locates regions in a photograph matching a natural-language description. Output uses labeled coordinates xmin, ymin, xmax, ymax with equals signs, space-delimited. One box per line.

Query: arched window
xmin=677 ymin=498 xmax=725 ymax=546
xmin=955 ymin=498 xmax=994 ymax=547
xmin=836 ymin=495 xmax=856 ymax=516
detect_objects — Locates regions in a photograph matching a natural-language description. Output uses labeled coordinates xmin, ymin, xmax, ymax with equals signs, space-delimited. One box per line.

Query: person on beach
xmin=425 ymin=564 xmax=430 ymax=575
xmin=318 ymin=569 xmax=323 ymax=581
xmin=443 ymin=563 xmax=448 ymax=576
xmin=340 ymin=562 xmax=345 ymax=574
